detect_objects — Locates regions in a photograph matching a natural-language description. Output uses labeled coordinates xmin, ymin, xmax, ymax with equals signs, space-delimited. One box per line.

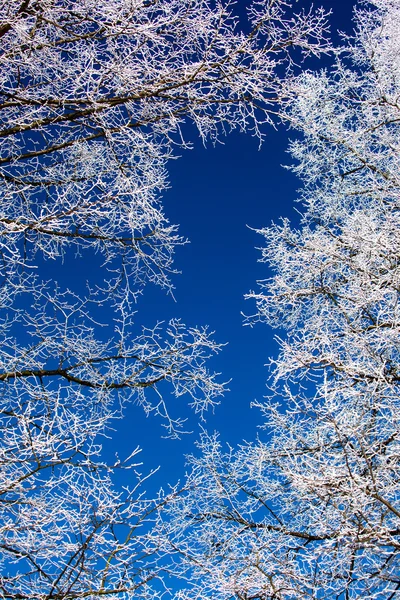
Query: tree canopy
xmin=162 ymin=2 xmax=400 ymax=598
xmin=0 ymin=1 xmax=330 ymax=599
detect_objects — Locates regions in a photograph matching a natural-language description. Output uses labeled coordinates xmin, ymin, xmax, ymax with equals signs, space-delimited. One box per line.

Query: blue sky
xmin=101 ymin=0 xmax=359 ymax=489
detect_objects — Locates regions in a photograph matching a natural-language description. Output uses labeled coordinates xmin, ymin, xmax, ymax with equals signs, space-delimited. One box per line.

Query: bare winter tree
xmin=161 ymin=1 xmax=400 ymax=598
xmin=0 ymin=0 xmax=330 ymax=598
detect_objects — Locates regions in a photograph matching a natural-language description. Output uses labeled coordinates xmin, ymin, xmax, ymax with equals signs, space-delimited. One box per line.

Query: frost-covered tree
xmin=0 ymin=0 xmax=330 ymax=598
xmin=162 ymin=2 xmax=400 ymax=598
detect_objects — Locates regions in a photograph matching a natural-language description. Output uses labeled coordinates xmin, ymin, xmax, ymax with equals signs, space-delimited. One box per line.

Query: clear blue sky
xmin=101 ymin=0 xmax=358 ymax=490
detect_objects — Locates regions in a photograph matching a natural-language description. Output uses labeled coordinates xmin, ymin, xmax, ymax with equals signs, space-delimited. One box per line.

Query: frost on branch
xmin=161 ymin=2 xmax=400 ymax=599
xmin=0 ymin=282 xmax=226 ymax=597
xmin=0 ymin=0 xmax=330 ymax=300
xmin=0 ymin=285 xmax=226 ymax=436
